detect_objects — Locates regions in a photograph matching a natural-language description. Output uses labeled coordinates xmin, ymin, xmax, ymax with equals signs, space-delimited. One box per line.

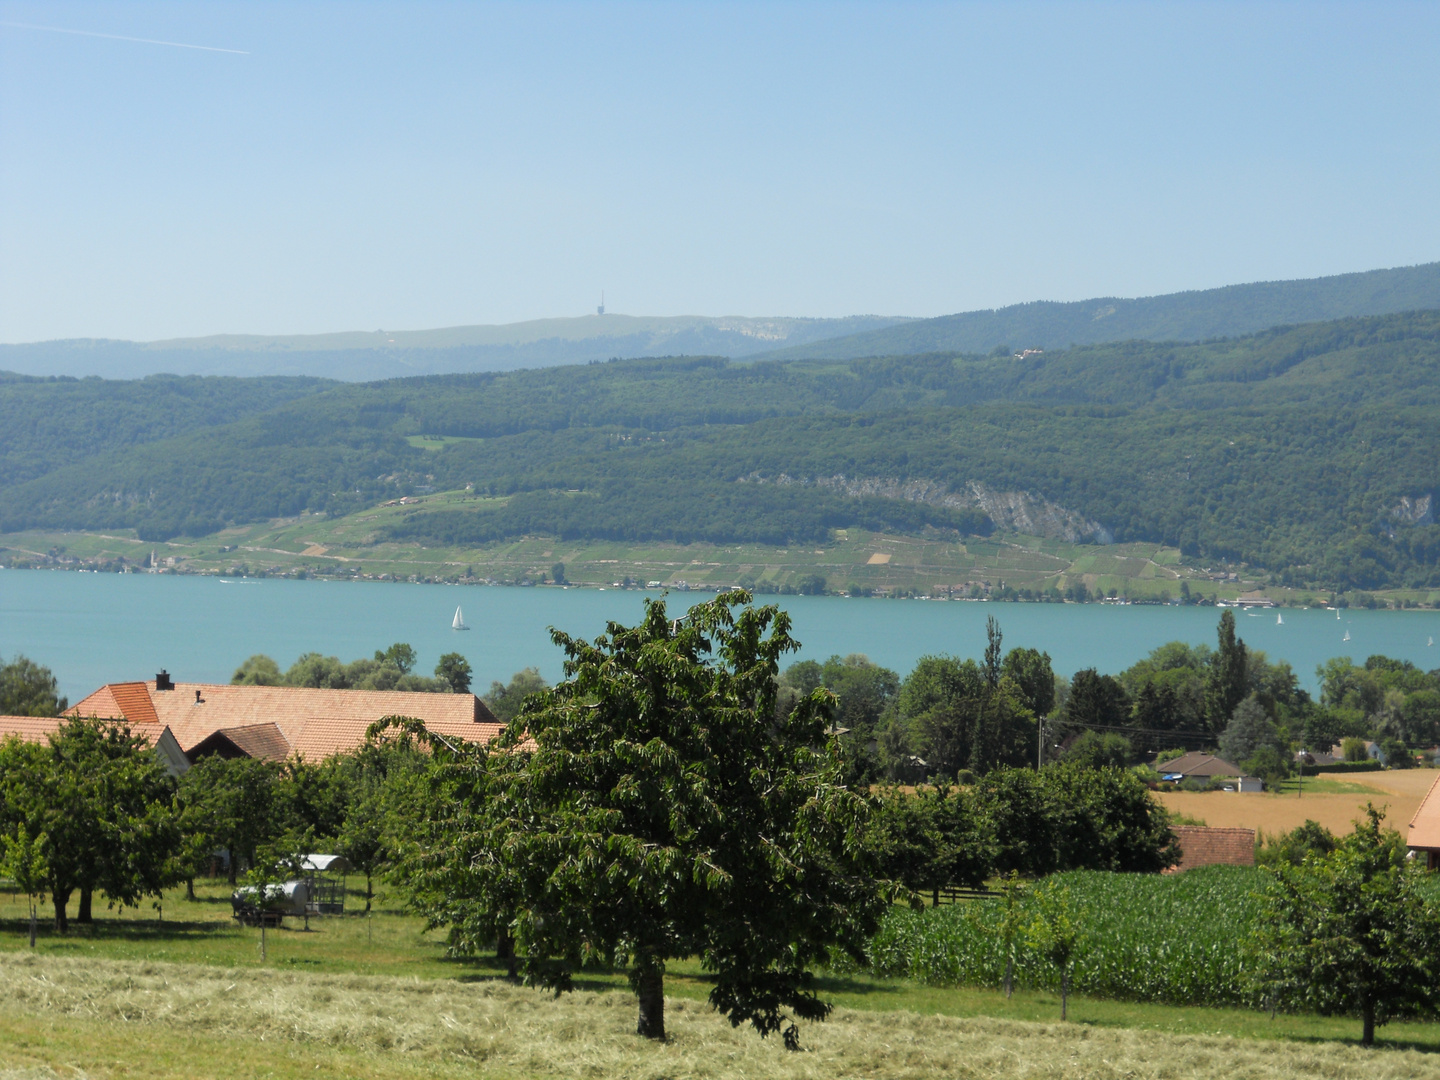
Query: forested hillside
xmin=757 ymin=261 xmax=1440 ymax=360
xmin=0 ymin=372 xmax=333 ymax=487
xmin=2 ymin=311 xmax=1439 ymax=590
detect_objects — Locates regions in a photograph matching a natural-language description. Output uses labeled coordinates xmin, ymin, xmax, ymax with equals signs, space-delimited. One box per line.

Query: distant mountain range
xmin=0 ymin=315 xmax=909 ymax=381
xmin=3 ymin=261 xmax=1440 ymax=380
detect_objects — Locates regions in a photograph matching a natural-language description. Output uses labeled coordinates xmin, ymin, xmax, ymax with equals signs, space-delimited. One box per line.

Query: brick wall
xmin=1170 ymin=826 xmax=1256 ymax=871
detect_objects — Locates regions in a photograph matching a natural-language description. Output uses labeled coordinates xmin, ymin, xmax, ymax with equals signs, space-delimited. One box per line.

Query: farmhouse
xmin=1154 ymin=752 xmax=1261 ymax=791
xmin=64 ymin=670 xmax=504 ymax=763
xmin=0 ymin=713 xmax=191 ymax=776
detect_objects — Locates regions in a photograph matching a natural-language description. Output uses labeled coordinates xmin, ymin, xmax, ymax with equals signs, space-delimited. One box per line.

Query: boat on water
xmin=1429 ymin=636 xmax=1435 ymax=647
xmin=1276 ymin=613 xmax=1284 ymax=625
xmin=452 ymin=606 xmax=469 ymax=630
xmin=1343 ymin=629 xmax=1351 ymax=642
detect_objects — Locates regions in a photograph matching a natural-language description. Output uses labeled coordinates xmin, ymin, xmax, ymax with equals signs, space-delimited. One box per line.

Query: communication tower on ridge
xmin=597 ymin=291 xmax=605 ymax=316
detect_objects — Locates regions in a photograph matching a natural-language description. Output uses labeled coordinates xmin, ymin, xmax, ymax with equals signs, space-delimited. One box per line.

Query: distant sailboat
xmin=1429 ymin=636 xmax=1435 ymax=647
xmin=1336 ymin=608 xmax=1341 ymax=619
xmin=1276 ymin=612 xmax=1284 ymax=625
xmin=1343 ymin=629 xmax=1351 ymax=642
xmin=452 ymin=606 xmax=469 ymax=630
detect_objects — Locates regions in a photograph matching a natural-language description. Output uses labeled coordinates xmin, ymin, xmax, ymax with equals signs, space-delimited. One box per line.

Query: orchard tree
xmin=1255 ymin=806 xmax=1440 ymax=1045
xmin=3 ymin=718 xmax=180 ymax=929
xmin=178 ymin=755 xmax=282 ymax=884
xmin=395 ymin=591 xmax=886 ymax=1045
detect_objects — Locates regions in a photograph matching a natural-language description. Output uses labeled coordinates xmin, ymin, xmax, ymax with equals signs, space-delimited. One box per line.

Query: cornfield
xmin=862 ymin=866 xmax=1264 ymax=1007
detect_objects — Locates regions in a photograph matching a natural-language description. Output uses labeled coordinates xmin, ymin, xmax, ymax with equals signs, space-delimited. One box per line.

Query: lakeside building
xmin=41 ymin=670 xmax=506 ymax=763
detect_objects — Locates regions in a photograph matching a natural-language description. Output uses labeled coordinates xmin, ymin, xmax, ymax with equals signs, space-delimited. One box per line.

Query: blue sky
xmin=2 ymin=1 xmax=1437 ymax=341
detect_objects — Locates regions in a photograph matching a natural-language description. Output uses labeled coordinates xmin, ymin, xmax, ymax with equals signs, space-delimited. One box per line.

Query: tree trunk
xmin=186 ymin=877 xmax=196 ymax=901
xmin=1362 ymin=999 xmax=1375 ymax=1047
xmin=496 ymin=927 xmax=518 ymax=979
xmin=77 ymin=887 xmax=93 ymax=923
xmin=634 ymin=956 xmax=666 ymax=1040
xmin=29 ymin=900 xmax=37 ymax=948
xmin=1004 ymin=955 xmax=1014 ymax=998
xmin=53 ymin=889 xmax=70 ymax=933
xmin=1061 ymin=966 xmax=1069 ymax=1021
xmin=228 ymin=855 xmax=238 ymax=886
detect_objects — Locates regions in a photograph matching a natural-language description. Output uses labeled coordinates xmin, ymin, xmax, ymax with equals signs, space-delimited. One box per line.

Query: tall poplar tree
xmin=1206 ymin=611 xmax=1249 ymax=732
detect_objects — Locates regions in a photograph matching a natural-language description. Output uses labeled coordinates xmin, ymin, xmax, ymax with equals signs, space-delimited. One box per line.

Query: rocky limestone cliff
xmin=744 ymin=473 xmax=1112 ymax=544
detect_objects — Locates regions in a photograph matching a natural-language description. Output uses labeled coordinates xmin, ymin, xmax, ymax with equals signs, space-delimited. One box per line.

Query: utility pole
xmin=1037 ymin=717 xmax=1044 ymax=770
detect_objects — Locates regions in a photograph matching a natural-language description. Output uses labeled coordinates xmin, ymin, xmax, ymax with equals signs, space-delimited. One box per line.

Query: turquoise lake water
xmin=3 ymin=568 xmax=1439 ymax=705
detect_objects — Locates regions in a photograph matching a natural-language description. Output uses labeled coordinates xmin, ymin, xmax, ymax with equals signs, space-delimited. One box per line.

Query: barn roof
xmin=69 ymin=680 xmax=504 ymax=761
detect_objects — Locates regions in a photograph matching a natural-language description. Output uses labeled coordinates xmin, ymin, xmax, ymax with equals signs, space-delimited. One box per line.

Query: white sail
xmin=1276 ymin=613 xmax=1283 ymax=625
xmin=452 ymin=606 xmax=469 ymax=630
xmin=1342 ymin=629 xmax=1351 ymax=642
xmin=1429 ymin=637 xmax=1434 ymax=647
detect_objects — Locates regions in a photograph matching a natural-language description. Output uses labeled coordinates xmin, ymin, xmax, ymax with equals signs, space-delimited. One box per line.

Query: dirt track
xmin=1155 ymin=769 xmax=1439 ymax=837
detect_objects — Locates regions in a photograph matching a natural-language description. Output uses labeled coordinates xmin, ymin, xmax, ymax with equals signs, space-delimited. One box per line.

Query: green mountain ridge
xmin=753 ymin=261 xmax=1440 ymax=361
xmin=2 ymin=309 xmax=1438 ymax=591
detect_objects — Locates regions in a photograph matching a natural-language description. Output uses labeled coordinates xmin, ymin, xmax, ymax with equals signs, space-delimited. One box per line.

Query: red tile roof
xmin=69 ymin=681 xmax=504 ymax=761
xmin=0 ymin=715 xmax=68 ymax=745
xmin=187 ymin=723 xmax=294 ymax=762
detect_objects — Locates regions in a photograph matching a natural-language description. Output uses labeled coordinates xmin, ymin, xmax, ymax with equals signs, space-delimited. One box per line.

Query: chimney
xmin=194 ymin=690 xmax=204 ymax=704
xmin=156 ymin=670 xmax=174 ymax=691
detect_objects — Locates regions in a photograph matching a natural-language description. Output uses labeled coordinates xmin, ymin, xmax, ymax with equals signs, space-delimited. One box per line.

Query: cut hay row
xmin=0 ymin=954 xmax=1435 ymax=1080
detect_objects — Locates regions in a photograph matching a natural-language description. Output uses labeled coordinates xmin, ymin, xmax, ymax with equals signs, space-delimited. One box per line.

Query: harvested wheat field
xmin=1155 ymin=768 xmax=1438 ymax=836
xmin=0 ymin=955 xmax=1436 ymax=1080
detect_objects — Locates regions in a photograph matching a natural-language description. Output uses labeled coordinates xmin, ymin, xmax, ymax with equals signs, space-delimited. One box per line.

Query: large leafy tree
xmin=1255 ymin=806 xmax=1440 ymax=1045
xmin=0 ymin=655 xmax=67 ymax=716
xmin=894 ymin=649 xmax=1036 ymax=778
xmin=1 ymin=718 xmax=180 ymax=930
xmin=397 ymin=591 xmax=886 ymax=1045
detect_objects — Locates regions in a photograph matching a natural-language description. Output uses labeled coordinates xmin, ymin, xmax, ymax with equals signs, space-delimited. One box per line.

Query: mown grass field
xmin=3 ymin=878 xmax=1440 ymax=1079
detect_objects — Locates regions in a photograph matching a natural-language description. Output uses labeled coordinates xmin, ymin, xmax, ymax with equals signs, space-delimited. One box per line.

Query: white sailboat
xmin=1336 ymin=608 xmax=1341 ymax=620
xmin=1429 ymin=636 xmax=1434 ymax=647
xmin=1276 ymin=612 xmax=1284 ymax=625
xmin=1342 ymin=628 xmax=1351 ymax=642
xmin=452 ymin=606 xmax=469 ymax=630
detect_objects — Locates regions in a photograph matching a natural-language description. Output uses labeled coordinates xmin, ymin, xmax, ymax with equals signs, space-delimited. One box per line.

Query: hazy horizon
xmin=3 ymin=2 xmax=1438 ymax=342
